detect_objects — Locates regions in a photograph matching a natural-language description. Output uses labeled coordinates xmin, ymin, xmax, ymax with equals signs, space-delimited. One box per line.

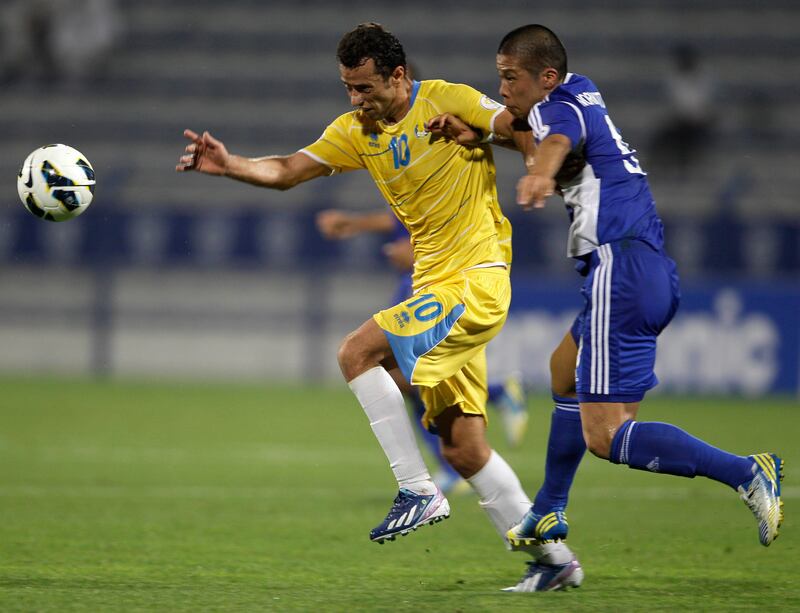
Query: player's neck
xmin=383 ymin=78 xmax=414 ymax=125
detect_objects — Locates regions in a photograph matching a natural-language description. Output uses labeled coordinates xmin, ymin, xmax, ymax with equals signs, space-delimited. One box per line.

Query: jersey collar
xmin=378 ymin=80 xmax=421 ymax=130
xmin=409 ymin=79 xmax=421 ymax=108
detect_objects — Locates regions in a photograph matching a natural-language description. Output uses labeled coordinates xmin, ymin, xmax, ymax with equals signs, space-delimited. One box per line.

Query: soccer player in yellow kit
xmin=177 ymin=23 xmax=577 ymax=573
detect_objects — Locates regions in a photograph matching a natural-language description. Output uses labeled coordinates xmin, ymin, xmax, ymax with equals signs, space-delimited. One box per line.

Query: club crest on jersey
xmin=414 ymin=124 xmax=430 ymax=138
xmin=368 ymin=132 xmax=382 ymax=148
xmin=479 ymin=95 xmax=503 ymax=111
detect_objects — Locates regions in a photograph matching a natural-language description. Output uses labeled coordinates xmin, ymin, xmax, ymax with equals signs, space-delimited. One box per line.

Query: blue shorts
xmin=574 ymin=240 xmax=680 ymax=403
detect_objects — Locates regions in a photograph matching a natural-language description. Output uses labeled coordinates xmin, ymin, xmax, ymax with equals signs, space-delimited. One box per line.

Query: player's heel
xmin=738 ymin=453 xmax=783 ymax=546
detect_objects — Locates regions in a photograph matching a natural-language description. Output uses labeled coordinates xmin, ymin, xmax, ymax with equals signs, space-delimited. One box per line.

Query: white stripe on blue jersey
xmin=527 ymin=73 xmax=664 ymax=259
xmin=564 ymin=163 xmax=601 ymax=257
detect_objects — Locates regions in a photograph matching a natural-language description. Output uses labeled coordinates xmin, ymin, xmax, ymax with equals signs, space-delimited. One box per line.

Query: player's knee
xmin=441 ymin=442 xmax=490 ymax=479
xmin=337 ymin=332 xmax=364 ymax=380
xmin=582 ymin=425 xmax=613 ymax=460
xmin=550 ymin=378 xmax=576 ymax=399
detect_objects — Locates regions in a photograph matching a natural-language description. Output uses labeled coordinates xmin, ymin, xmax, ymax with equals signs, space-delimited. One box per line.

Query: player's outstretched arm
xmin=316 ymin=210 xmax=395 ymax=240
xmin=383 ymin=238 xmax=414 ymax=272
xmin=517 ymin=134 xmax=572 ymax=210
xmin=427 ymin=110 xmax=531 ymax=159
xmin=177 ymin=129 xmax=330 ymax=190
xmin=425 ymin=114 xmax=483 ymax=145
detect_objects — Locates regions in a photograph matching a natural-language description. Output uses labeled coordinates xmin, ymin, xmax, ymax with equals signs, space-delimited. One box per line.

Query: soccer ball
xmin=17 ymin=144 xmax=96 ymax=222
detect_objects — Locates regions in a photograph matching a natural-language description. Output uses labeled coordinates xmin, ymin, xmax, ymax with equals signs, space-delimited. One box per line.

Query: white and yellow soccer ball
xmin=17 ymin=144 xmax=96 ymax=221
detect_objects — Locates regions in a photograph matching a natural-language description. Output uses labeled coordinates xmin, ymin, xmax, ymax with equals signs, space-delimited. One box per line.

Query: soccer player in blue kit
xmin=430 ymin=24 xmax=784 ymax=592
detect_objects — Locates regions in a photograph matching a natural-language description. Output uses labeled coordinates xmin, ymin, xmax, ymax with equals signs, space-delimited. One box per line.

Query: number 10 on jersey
xmin=390 ymin=134 xmax=411 ymax=169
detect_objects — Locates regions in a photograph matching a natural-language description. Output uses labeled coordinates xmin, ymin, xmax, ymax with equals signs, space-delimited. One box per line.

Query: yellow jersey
xmin=301 ymin=79 xmax=512 ymax=290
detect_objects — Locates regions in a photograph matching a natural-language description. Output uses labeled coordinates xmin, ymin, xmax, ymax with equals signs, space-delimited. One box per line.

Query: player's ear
xmin=390 ymin=65 xmax=405 ymax=84
xmin=541 ymin=67 xmax=560 ymax=88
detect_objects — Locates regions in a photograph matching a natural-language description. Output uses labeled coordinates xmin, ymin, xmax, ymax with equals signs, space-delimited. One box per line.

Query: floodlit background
xmin=1 ymin=0 xmax=798 ymax=394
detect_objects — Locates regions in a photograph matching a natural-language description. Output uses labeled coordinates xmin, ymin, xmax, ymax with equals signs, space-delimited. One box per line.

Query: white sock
xmin=349 ymin=367 xmax=436 ymax=495
xmin=467 ymin=450 xmax=531 ymax=539
xmin=466 ymin=451 xmax=576 ymax=564
xmin=529 ymin=541 xmax=575 ymax=565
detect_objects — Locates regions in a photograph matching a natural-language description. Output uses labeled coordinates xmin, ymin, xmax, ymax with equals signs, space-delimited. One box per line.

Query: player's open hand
xmin=383 ymin=238 xmax=414 ymax=272
xmin=176 ymin=129 xmax=229 ymax=175
xmin=517 ymin=174 xmax=556 ymax=210
xmin=425 ymin=114 xmax=481 ymax=145
xmin=316 ymin=209 xmax=358 ymax=240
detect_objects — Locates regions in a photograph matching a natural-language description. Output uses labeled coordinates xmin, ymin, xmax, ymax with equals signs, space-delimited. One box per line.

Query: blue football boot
xmin=507 ymin=509 xmax=569 ymax=547
xmin=369 ymin=487 xmax=450 ymax=543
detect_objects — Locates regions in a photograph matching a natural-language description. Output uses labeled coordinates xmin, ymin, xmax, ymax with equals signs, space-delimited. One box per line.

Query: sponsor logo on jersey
xmin=393 ymin=311 xmax=411 ymax=328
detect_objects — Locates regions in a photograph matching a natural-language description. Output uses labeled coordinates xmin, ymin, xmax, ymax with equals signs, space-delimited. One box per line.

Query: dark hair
xmin=497 ymin=24 xmax=567 ymax=78
xmin=337 ymin=23 xmax=406 ymax=80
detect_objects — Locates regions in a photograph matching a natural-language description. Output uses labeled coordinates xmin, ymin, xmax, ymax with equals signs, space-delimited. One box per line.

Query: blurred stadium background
xmin=0 ymin=0 xmax=798 ymax=394
xmin=1 ymin=2 xmax=799 ymax=610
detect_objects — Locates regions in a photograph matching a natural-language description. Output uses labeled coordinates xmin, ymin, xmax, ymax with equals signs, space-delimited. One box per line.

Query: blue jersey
xmin=389 ymin=216 xmax=414 ymax=305
xmin=528 ymin=73 xmax=665 ymax=259
xmin=390 ymin=215 xmax=410 ymax=243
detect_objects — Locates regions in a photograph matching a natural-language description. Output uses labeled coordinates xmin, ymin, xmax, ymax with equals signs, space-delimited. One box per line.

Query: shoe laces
xmin=390 ymin=491 xmax=408 ymax=511
xmin=521 ymin=560 xmax=544 ymax=579
xmin=391 ymin=489 xmax=424 ymax=513
xmin=741 ymin=474 xmax=770 ymax=512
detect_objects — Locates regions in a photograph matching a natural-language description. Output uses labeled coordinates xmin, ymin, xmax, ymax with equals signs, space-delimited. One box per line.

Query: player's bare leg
xmin=551 ymin=330 xmax=579 ymax=398
xmin=434 ymin=407 xmax=529 ymax=534
xmin=579 ymin=401 xmax=639 ymax=460
xmin=433 ymin=408 xmax=490 ymax=477
xmin=581 ymin=401 xmax=784 ymax=546
xmin=339 ymin=318 xmax=448 ymax=543
xmin=431 ymin=407 xmax=581 ymax=592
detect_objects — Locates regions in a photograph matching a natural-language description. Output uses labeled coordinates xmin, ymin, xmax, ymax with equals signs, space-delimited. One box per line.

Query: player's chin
xmin=505 ymin=105 xmax=524 ymax=119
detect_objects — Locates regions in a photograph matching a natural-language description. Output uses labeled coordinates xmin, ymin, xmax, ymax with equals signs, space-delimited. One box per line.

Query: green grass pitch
xmin=0 ymin=378 xmax=797 ymax=611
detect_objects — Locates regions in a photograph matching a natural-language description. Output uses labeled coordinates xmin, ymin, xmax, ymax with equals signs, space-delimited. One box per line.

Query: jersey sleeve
xmin=300 ymin=113 xmax=364 ymax=173
xmin=532 ymin=101 xmax=586 ymax=150
xmin=427 ymin=80 xmax=505 ymax=135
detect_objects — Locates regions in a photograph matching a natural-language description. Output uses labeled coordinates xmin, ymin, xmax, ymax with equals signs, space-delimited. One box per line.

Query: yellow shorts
xmin=373 ymin=266 xmax=510 ymax=429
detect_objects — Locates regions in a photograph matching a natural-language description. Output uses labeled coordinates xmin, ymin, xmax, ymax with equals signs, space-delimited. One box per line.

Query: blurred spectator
xmin=0 ymin=0 xmax=121 ymax=86
xmin=55 ymin=0 xmax=122 ymax=83
xmin=649 ymin=45 xmax=717 ymax=175
xmin=0 ymin=0 xmax=57 ymax=84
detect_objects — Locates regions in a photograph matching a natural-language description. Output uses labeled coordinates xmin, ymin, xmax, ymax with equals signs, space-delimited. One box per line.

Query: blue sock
xmin=408 ymin=390 xmax=459 ymax=480
xmin=532 ymin=395 xmax=586 ymax=515
xmin=487 ymin=383 xmax=503 ymax=403
xmin=610 ymin=420 xmax=754 ymax=490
